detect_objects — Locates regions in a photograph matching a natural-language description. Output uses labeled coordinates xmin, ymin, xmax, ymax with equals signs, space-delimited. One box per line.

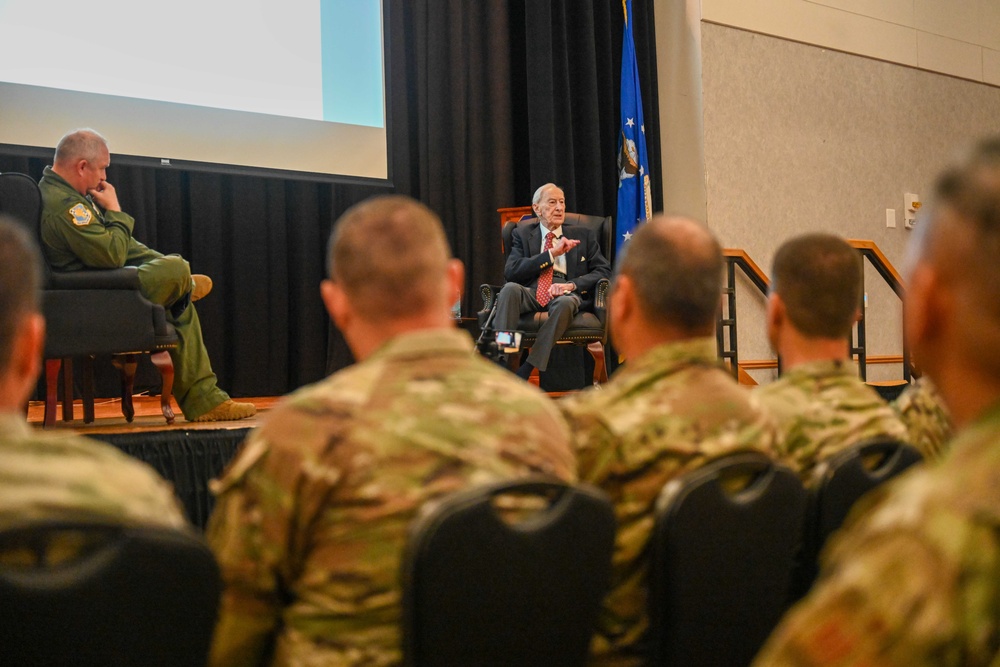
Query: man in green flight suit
xmin=754 ymin=137 xmax=1000 ymax=665
xmin=38 ymin=128 xmax=254 ymax=422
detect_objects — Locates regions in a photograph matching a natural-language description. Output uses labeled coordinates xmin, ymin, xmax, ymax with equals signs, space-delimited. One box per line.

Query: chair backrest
xmin=502 ymin=213 xmax=612 ymax=263
xmin=0 ymin=171 xmax=43 ymax=242
xmin=649 ymin=452 xmax=807 ymax=667
xmin=401 ymin=477 xmax=616 ymax=667
xmin=792 ymin=437 xmax=923 ymax=599
xmin=0 ymin=521 xmax=221 ymax=667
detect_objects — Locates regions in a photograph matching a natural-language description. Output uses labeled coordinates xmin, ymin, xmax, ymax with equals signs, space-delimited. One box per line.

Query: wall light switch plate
xmin=886 ymin=208 xmax=896 ymax=228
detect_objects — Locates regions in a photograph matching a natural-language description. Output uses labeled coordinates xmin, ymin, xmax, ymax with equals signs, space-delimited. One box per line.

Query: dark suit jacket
xmin=503 ymin=219 xmax=611 ymax=310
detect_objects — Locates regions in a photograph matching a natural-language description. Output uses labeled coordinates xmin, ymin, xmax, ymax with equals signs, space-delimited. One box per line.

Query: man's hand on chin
xmin=87 ymin=180 xmax=122 ymax=212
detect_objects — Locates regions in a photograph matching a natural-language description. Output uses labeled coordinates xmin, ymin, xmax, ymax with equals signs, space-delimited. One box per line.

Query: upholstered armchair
xmin=479 ymin=212 xmax=612 ymax=384
xmin=0 ymin=172 xmax=178 ymax=427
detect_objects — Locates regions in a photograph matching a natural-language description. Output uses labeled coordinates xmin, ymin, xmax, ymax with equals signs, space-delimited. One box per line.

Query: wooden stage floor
xmin=26 ymin=395 xmax=280 ymax=435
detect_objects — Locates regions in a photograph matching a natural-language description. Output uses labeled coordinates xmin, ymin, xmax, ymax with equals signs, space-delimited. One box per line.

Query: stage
xmin=26 ymin=396 xmax=279 ymax=530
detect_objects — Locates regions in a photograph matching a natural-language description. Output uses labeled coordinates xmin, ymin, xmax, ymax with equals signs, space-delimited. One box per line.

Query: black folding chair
xmin=0 ymin=521 xmax=221 ymax=667
xmin=792 ymin=437 xmax=923 ymax=599
xmin=401 ymin=477 xmax=616 ymax=667
xmin=649 ymin=452 xmax=807 ymax=667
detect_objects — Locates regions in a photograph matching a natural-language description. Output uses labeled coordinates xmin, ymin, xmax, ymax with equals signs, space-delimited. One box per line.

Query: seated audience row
xmin=4 ymin=135 xmax=990 ymax=666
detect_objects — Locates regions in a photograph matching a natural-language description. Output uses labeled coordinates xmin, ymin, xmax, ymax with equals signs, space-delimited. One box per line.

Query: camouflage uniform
xmin=38 ymin=167 xmax=229 ymax=420
xmin=206 ymin=328 xmax=576 ymax=667
xmin=755 ymin=360 xmax=910 ymax=481
xmin=893 ymin=377 xmax=953 ymax=462
xmin=753 ymin=402 xmax=1000 ymax=666
xmin=0 ymin=413 xmax=186 ymax=528
xmin=559 ymin=337 xmax=779 ymax=667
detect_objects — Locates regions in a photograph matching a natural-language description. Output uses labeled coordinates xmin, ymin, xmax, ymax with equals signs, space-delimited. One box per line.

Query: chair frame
xmin=401 ymin=476 xmax=616 ymax=667
xmin=649 ymin=452 xmax=807 ymax=667
xmin=0 ymin=519 xmax=220 ymax=667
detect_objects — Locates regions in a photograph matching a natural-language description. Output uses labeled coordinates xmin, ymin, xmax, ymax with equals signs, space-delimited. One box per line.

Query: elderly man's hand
xmin=550 ymin=236 xmax=580 ymax=257
xmin=87 ymin=180 xmax=122 ymax=213
xmin=548 ymin=282 xmax=576 ymax=298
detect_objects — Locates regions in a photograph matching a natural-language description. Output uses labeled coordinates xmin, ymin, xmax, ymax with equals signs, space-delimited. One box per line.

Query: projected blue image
xmin=0 ymin=0 xmax=385 ymax=129
xmin=321 ymin=0 xmax=384 ymax=128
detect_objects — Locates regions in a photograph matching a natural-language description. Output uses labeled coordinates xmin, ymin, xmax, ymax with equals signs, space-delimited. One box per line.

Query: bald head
xmin=618 ymin=216 xmax=723 ymax=332
xmin=53 ymin=129 xmax=109 ymax=167
xmin=327 ymin=195 xmax=453 ymax=323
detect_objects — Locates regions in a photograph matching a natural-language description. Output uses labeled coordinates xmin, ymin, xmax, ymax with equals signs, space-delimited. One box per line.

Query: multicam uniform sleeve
xmin=205 ymin=425 xmax=325 ymax=667
xmin=753 ymin=502 xmax=1000 ymax=666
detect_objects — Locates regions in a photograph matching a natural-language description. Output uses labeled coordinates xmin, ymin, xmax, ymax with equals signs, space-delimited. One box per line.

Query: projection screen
xmin=0 ymin=0 xmax=387 ymax=182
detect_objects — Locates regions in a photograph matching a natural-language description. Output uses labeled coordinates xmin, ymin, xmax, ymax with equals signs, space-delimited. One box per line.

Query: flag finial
xmin=622 ymin=0 xmax=628 ymax=26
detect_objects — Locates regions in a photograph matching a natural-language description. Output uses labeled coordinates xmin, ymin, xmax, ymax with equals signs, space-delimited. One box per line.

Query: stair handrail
xmin=718 ymin=241 xmax=909 ymax=384
xmin=846 ymin=239 xmax=909 ymax=382
xmin=717 ymin=249 xmax=771 ymax=379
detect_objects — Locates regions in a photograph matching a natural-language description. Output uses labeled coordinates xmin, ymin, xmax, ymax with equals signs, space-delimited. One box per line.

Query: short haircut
xmin=54 ymin=128 xmax=109 ymax=165
xmin=618 ymin=216 xmax=723 ymax=331
xmin=327 ymin=195 xmax=452 ymax=322
xmin=770 ymin=234 xmax=862 ymax=339
xmin=532 ymin=183 xmax=561 ymax=206
xmin=0 ymin=217 xmax=43 ymax=375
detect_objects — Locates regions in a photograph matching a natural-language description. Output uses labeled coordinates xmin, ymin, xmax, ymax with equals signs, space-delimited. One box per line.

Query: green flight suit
xmin=38 ymin=167 xmax=228 ymax=420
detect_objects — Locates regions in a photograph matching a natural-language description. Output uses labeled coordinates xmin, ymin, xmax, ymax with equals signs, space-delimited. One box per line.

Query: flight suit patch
xmin=68 ymin=204 xmax=92 ymax=226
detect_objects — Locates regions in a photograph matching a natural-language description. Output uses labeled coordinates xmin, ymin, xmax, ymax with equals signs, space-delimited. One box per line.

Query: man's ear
xmin=446 ymin=259 xmax=465 ymax=308
xmin=320 ymin=279 xmax=351 ymax=332
xmin=8 ymin=313 xmax=44 ymax=404
xmin=610 ymin=275 xmax=634 ymax=325
xmin=74 ymin=159 xmax=89 ymax=178
xmin=765 ymin=292 xmax=784 ymax=349
xmin=904 ymin=263 xmax=945 ymax=362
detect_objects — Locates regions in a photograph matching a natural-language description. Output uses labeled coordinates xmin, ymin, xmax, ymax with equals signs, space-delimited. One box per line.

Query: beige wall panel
xmin=917 ymin=30 xmax=984 ymax=81
xmin=702 ymin=0 xmax=919 ymax=66
xmin=701 ymin=23 xmax=1000 ymax=379
xmin=914 ymin=0 xmax=980 ymax=43
xmin=805 ymin=0 xmax=914 ymax=26
xmin=983 ymin=1 xmax=1000 ymax=51
xmin=984 ymin=48 xmax=1000 ymax=86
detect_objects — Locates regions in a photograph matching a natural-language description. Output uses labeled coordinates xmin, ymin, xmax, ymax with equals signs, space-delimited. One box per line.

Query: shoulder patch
xmin=68 ymin=203 xmax=92 ymax=226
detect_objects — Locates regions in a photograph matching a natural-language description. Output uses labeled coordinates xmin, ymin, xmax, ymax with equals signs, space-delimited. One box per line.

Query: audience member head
xmin=531 ymin=183 xmax=566 ymax=230
xmin=610 ymin=215 xmax=723 ymax=357
xmin=766 ymin=233 xmax=861 ymax=366
xmin=0 ymin=217 xmax=45 ymax=410
xmin=321 ymin=195 xmax=463 ymax=361
xmin=51 ymin=128 xmax=111 ymax=196
xmin=905 ymin=136 xmax=1000 ymax=427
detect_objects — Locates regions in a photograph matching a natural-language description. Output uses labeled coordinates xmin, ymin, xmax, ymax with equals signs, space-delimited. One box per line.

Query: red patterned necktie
xmin=536 ymin=232 xmax=556 ymax=307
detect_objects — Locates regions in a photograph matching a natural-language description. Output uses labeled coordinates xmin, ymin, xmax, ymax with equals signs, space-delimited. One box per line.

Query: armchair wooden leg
xmin=61 ymin=357 xmax=74 ymax=422
xmin=150 ymin=351 xmax=176 ymax=425
xmin=44 ymin=359 xmax=61 ymax=429
xmin=112 ymin=354 xmax=138 ymax=423
xmin=82 ymin=355 xmax=96 ymax=424
xmin=588 ymin=342 xmax=608 ymax=385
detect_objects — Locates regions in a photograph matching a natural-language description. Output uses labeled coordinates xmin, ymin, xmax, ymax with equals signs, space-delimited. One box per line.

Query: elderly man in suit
xmin=493 ymin=183 xmax=611 ymax=379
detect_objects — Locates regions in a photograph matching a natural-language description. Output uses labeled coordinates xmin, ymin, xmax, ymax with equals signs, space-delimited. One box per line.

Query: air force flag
xmin=616 ymin=0 xmax=652 ymax=259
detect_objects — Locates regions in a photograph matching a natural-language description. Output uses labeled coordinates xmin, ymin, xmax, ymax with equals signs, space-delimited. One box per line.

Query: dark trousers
xmin=493 ymin=282 xmax=580 ymax=372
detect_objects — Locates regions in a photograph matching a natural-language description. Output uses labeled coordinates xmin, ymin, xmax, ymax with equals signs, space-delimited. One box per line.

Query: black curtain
xmin=2 ymin=0 xmax=660 ymax=398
